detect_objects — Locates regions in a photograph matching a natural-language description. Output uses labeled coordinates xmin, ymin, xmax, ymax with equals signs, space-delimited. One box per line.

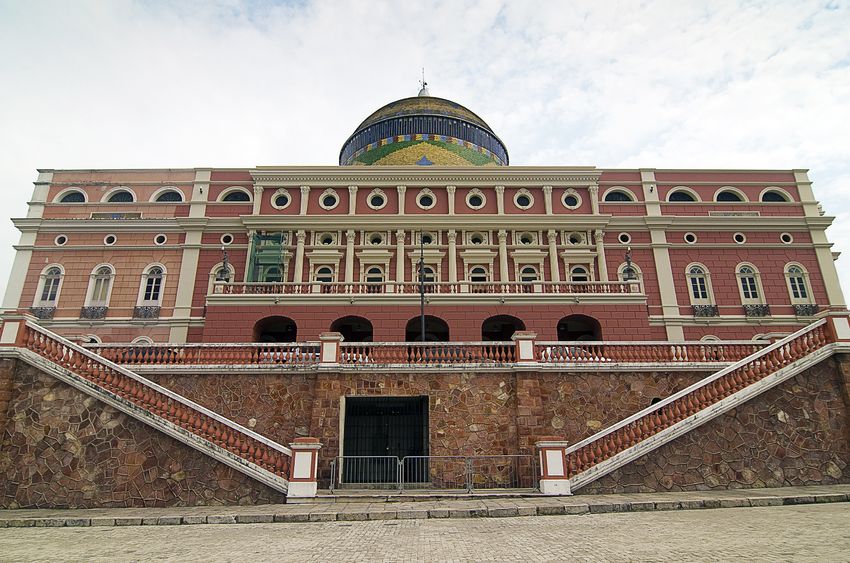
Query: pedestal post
xmin=287 ymin=437 xmax=322 ymax=498
xmin=536 ymin=438 xmax=572 ymax=495
xmin=319 ymin=332 xmax=343 ymax=366
xmin=511 ymin=330 xmax=538 ymax=365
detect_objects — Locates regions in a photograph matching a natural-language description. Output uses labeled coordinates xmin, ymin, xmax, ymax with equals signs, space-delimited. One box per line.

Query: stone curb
xmin=0 ymin=492 xmax=846 ymax=528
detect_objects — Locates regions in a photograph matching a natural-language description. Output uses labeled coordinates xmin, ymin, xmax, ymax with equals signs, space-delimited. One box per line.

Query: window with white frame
xmin=364 ymin=266 xmax=384 ymax=293
xmin=35 ymin=265 xmax=64 ymax=306
xmin=785 ymin=264 xmax=812 ymax=303
xmin=263 ymin=265 xmax=283 ymax=283
xmin=208 ymin=263 xmax=235 ymax=294
xmin=138 ymin=265 xmax=165 ymax=306
xmin=736 ymin=264 xmax=763 ymax=303
xmin=686 ymin=265 xmax=713 ymax=305
xmin=87 ymin=265 xmax=115 ymax=307
xmin=315 ymin=266 xmax=334 ymax=283
xmin=570 ymin=266 xmax=589 ymax=283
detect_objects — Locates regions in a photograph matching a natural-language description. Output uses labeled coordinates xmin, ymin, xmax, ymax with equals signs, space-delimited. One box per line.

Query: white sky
xmin=1 ymin=0 xmax=849 ymax=301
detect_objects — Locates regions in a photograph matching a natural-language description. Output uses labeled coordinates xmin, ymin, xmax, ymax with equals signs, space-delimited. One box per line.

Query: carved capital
xmin=494 ymin=185 xmax=505 ymax=195
xmin=253 ymin=185 xmax=264 ymax=197
xmin=547 ymin=229 xmax=558 ymax=244
xmin=397 ymin=185 xmax=407 ymax=195
xmin=345 ymin=229 xmax=356 ymax=243
xmin=395 ymin=230 xmax=406 ymax=243
xmin=348 ymin=185 xmax=358 ymax=195
xmin=588 ymin=183 xmax=599 ymax=196
xmin=446 ymin=185 xmax=456 ymax=195
xmin=498 ymin=229 xmax=508 ymax=243
xmin=594 ymin=229 xmax=604 ymax=244
xmin=542 ymin=185 xmax=553 ymax=195
xmin=300 ymin=185 xmax=311 ymax=195
xmin=447 ymin=229 xmax=457 ymax=243
xmin=296 ymin=229 xmax=306 ymax=244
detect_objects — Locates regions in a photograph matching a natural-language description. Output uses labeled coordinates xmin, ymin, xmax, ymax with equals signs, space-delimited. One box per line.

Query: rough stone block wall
xmin=580 ymin=357 xmax=850 ymax=493
xmin=0 ymin=358 xmax=14 ymax=437
xmin=0 ymin=360 xmax=286 ymax=509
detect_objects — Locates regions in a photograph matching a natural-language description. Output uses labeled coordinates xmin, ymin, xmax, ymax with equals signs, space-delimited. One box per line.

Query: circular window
xmin=568 ymin=232 xmax=584 ymax=245
xmin=220 ymin=233 xmax=234 ymax=246
xmin=466 ymin=190 xmax=486 ymax=210
xmin=104 ymin=234 xmax=117 ymax=246
xmin=367 ymin=190 xmax=387 ymax=210
xmin=519 ymin=232 xmax=534 ymax=245
xmin=733 ymin=232 xmax=746 ymax=244
xmin=562 ymin=190 xmax=582 ymax=209
xmin=54 ymin=234 xmax=68 ymax=246
xmin=320 ymin=233 xmax=335 ymax=246
xmin=320 ymin=190 xmax=339 ymax=210
xmin=271 ymin=189 xmax=291 ymax=210
xmin=780 ymin=232 xmax=793 ymax=244
xmin=154 ymin=234 xmax=167 ymax=246
xmin=470 ymin=233 xmax=485 ymax=245
xmin=421 ymin=233 xmax=433 ymax=245
xmin=369 ymin=233 xmax=384 ymax=245
xmin=514 ymin=190 xmax=534 ymax=210
xmin=618 ymin=233 xmax=631 ymax=244
xmin=416 ymin=190 xmax=436 ymax=210
xmin=684 ymin=233 xmax=697 ymax=244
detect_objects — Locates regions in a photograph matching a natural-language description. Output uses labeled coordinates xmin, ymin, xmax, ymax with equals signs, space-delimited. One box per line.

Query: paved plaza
xmin=0 ymin=503 xmax=848 ymax=562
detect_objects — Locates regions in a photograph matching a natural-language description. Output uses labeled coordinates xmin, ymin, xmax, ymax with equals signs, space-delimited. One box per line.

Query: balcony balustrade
xmin=212 ymin=280 xmax=642 ymax=296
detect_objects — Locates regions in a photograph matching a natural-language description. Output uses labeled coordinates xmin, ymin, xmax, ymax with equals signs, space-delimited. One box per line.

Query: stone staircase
xmin=7 ymin=319 xmax=293 ymax=494
xmin=562 ymin=319 xmax=835 ymax=492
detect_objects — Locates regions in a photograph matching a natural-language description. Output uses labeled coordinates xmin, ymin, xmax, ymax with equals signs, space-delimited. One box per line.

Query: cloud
xmin=1 ymin=0 xmax=849 ymax=302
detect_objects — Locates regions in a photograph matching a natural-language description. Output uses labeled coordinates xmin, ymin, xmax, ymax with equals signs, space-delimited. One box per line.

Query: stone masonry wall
xmin=0 ymin=358 xmax=14 ymax=438
xmin=0 ymin=360 xmax=286 ymax=509
xmin=581 ymin=357 xmax=850 ymax=493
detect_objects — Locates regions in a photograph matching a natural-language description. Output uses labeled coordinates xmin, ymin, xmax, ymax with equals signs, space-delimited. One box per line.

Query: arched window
xmin=557 ymin=315 xmax=602 ymax=341
xmin=520 ymin=266 xmax=539 ymax=283
xmin=417 ymin=265 xmax=437 ymax=292
xmin=761 ymin=190 xmax=789 ymax=203
xmin=107 ymin=190 xmax=134 ymax=203
xmin=687 ymin=266 xmax=709 ymax=301
xmin=208 ymin=262 xmax=235 ymax=294
xmin=785 ymin=264 xmax=812 ymax=303
xmin=58 ymin=190 xmax=85 ymax=203
xmin=315 ymin=266 xmax=334 ymax=283
xmin=331 ymin=316 xmax=373 ymax=343
xmin=365 ymin=266 xmax=384 ymax=293
xmin=220 ymin=189 xmax=251 ymax=202
xmin=570 ymin=266 xmax=589 ymax=283
xmin=253 ymin=316 xmax=297 ymax=343
xmin=603 ymin=190 xmax=634 ymax=202
xmin=155 ymin=190 xmax=183 ymax=203
xmin=736 ymin=264 xmax=763 ymax=303
xmin=263 ymin=266 xmax=282 ymax=283
xmin=482 ymin=315 xmax=526 ymax=341
xmin=35 ymin=266 xmax=63 ymax=306
xmin=469 ymin=266 xmax=489 ymax=292
xmin=668 ymin=190 xmax=697 ymax=202
xmin=716 ymin=190 xmax=744 ymax=202
xmin=139 ymin=266 xmax=165 ymax=304
xmin=405 ymin=315 xmax=450 ymax=342
xmin=87 ymin=265 xmax=114 ymax=307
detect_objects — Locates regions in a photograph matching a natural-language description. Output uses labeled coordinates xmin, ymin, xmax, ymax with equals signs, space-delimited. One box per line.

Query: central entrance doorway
xmin=342 ymin=396 xmax=428 ymax=485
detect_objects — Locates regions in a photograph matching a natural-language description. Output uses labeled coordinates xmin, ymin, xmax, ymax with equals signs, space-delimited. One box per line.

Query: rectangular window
xmin=741 ymin=277 xmax=758 ymax=300
xmin=690 ymin=277 xmax=708 ymax=300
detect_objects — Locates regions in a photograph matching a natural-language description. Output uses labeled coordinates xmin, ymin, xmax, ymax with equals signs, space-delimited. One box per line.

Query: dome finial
xmin=418 ymin=68 xmax=430 ymax=97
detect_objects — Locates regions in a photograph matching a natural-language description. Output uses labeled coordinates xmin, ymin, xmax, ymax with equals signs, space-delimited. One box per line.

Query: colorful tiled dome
xmin=339 ymin=89 xmax=508 ymax=166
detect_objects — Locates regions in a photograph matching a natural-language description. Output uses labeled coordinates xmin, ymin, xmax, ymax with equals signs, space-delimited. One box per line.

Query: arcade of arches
xmin=251 ymin=314 xmax=602 ymax=342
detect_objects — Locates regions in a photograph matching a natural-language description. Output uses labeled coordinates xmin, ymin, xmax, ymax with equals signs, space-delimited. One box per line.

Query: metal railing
xmin=329 ymin=454 xmax=536 ymax=493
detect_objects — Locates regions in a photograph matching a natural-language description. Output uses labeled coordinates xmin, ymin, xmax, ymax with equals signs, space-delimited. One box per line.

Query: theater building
xmin=0 ymin=87 xmax=849 ymax=507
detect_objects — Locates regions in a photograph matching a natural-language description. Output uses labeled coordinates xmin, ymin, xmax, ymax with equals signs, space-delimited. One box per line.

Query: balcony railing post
xmin=319 ymin=332 xmax=344 ymax=366
xmin=287 ymin=437 xmax=322 ymax=498
xmin=511 ymin=331 xmax=538 ymax=365
xmin=827 ymin=315 xmax=850 ymax=342
xmin=0 ymin=312 xmax=33 ymax=345
xmin=536 ymin=437 xmax=572 ymax=495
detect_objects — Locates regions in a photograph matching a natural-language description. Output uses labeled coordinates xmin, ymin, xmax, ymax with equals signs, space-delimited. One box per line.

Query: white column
xmin=252 ymin=185 xmax=263 ymax=215
xmin=547 ymin=230 xmax=560 ymax=283
xmin=397 ymin=185 xmax=406 ymax=215
xmin=542 ymin=185 xmax=553 ymax=215
xmin=189 ymin=169 xmax=210 ymax=219
xmin=595 ymin=229 xmax=608 ymax=282
xmin=345 ymin=229 xmax=355 ymax=283
xmin=498 ymin=229 xmax=509 ymax=282
xmin=168 ymin=229 xmax=203 ymax=342
xmin=446 ymin=185 xmax=456 ymax=216
xmin=650 ymin=228 xmax=684 ymax=341
xmin=299 ymin=186 xmax=310 ymax=215
xmin=395 ymin=230 xmax=406 ymax=284
xmin=293 ymin=230 xmax=306 ymax=283
xmin=495 ymin=186 xmax=505 ymax=215
xmin=588 ymin=183 xmax=599 ymax=215
xmin=348 ymin=185 xmax=358 ymax=215
xmin=447 ymin=229 xmax=458 ymax=283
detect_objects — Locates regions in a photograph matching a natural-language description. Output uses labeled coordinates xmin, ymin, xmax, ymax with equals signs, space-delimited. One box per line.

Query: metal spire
xmin=418 ymin=68 xmax=430 ymax=97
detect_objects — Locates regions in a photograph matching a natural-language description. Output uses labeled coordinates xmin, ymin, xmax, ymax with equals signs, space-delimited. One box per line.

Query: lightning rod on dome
xmin=418 ymin=68 xmax=430 ymax=97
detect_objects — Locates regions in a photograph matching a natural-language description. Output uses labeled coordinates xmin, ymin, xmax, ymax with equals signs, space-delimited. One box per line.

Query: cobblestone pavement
xmin=1 ymin=503 xmax=848 ymax=562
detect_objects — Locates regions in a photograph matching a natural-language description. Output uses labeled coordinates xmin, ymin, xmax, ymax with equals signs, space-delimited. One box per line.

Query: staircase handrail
xmin=21 ymin=319 xmax=292 ymax=457
xmin=563 ymin=319 xmax=828 ymax=457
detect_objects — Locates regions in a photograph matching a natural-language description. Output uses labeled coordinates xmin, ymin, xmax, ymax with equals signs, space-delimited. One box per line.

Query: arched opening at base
xmin=253 ymin=315 xmax=298 ymax=343
xmin=405 ymin=315 xmax=450 ymax=342
xmin=481 ymin=315 xmax=526 ymax=341
xmin=556 ymin=315 xmax=601 ymax=341
xmin=330 ymin=316 xmax=374 ymax=343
